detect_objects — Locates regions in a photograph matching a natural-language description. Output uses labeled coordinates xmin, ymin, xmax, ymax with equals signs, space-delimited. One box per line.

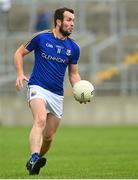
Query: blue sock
xmin=31 ymin=153 xmax=40 ymax=161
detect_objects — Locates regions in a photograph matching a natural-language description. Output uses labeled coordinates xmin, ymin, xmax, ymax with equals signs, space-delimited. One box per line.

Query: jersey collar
xmin=52 ymin=29 xmax=67 ymax=40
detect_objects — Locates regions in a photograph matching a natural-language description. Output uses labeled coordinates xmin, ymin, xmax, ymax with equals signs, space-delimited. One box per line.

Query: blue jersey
xmin=24 ymin=30 xmax=80 ymax=96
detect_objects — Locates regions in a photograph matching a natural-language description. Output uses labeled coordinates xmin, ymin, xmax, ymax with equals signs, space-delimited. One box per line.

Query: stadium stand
xmin=1 ymin=0 xmax=138 ymax=96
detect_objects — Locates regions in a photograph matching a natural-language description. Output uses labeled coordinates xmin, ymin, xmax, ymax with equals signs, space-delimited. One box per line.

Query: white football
xmin=73 ymin=80 xmax=94 ymax=103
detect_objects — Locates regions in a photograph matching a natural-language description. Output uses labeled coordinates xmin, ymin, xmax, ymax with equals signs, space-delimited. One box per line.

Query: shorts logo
xmin=31 ymin=91 xmax=37 ymax=96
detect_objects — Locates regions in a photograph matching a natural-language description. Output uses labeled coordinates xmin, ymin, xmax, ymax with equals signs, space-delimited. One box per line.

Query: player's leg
xmin=40 ymin=113 xmax=60 ymax=156
xmin=26 ymin=98 xmax=47 ymax=175
xmin=29 ymin=98 xmax=47 ymax=153
xmin=39 ymin=90 xmax=63 ymax=156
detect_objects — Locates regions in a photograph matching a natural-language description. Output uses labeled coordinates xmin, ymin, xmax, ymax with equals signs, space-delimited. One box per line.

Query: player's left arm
xmin=68 ymin=64 xmax=81 ymax=87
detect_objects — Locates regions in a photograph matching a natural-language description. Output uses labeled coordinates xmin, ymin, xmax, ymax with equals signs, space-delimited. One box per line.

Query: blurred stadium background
xmin=0 ymin=0 xmax=138 ymax=126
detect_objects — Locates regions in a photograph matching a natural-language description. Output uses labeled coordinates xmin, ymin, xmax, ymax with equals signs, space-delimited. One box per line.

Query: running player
xmin=14 ymin=7 xmax=81 ymax=175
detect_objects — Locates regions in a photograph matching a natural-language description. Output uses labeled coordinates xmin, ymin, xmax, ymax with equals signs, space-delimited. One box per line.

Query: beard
xmin=59 ymin=23 xmax=72 ymax=37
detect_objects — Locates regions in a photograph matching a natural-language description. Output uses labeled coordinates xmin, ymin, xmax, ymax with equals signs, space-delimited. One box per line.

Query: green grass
xmin=0 ymin=126 xmax=138 ymax=178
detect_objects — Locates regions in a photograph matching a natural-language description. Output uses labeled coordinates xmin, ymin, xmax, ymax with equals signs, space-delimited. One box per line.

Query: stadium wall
xmin=0 ymin=95 xmax=138 ymax=126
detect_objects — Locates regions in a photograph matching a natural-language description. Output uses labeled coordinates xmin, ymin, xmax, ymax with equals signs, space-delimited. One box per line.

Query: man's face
xmin=59 ymin=11 xmax=75 ymax=36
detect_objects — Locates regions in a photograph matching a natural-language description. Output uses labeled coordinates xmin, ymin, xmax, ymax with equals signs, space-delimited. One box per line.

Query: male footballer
xmin=14 ymin=7 xmax=81 ymax=175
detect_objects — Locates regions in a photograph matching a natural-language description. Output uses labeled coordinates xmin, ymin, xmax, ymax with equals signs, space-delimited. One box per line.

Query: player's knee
xmin=44 ymin=130 xmax=55 ymax=142
xmin=35 ymin=115 xmax=46 ymax=128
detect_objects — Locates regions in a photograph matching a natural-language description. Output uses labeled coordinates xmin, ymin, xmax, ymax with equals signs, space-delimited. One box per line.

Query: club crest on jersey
xmin=66 ymin=49 xmax=71 ymax=56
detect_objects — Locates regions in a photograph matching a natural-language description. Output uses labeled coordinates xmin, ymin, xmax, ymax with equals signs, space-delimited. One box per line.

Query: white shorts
xmin=27 ymin=85 xmax=64 ymax=119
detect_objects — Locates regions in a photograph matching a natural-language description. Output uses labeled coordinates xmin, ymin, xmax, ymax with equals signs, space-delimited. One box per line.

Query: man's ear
xmin=56 ymin=19 xmax=61 ymax=26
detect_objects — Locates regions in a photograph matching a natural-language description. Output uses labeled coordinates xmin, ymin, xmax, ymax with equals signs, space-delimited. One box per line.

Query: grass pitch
xmin=0 ymin=126 xmax=138 ymax=179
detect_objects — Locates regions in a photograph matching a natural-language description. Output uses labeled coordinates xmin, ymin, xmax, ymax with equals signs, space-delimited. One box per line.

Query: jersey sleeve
xmin=23 ymin=33 xmax=40 ymax=52
xmin=70 ymin=43 xmax=80 ymax=64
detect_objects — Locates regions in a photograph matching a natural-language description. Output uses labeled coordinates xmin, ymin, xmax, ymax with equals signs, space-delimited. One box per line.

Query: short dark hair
xmin=54 ymin=7 xmax=74 ymax=27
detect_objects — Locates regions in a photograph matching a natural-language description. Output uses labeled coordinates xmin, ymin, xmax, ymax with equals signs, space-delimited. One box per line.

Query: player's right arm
xmin=14 ymin=45 xmax=29 ymax=91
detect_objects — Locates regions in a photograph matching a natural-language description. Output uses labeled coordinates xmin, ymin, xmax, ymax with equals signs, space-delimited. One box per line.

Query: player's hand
xmin=16 ymin=74 xmax=29 ymax=91
xmin=79 ymin=99 xmax=91 ymax=104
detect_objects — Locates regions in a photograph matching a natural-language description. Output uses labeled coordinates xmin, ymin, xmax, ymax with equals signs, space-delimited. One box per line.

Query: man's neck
xmin=53 ymin=28 xmax=67 ymax=40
